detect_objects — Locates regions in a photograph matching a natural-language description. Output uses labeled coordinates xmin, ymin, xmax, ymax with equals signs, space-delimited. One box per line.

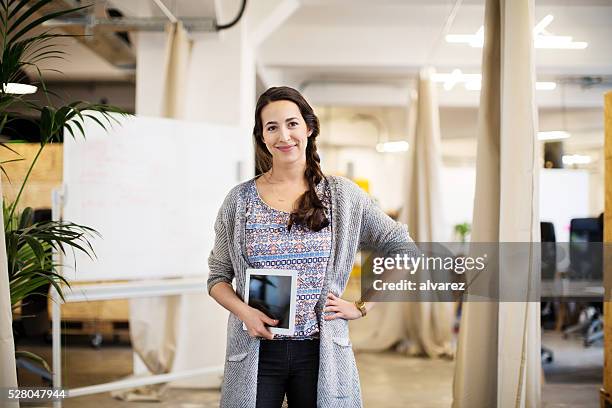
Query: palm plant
xmin=1 ymin=0 xmax=129 ymax=367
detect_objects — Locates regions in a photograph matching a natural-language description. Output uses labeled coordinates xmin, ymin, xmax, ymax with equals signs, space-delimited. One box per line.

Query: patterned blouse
xmin=245 ymin=177 xmax=332 ymax=339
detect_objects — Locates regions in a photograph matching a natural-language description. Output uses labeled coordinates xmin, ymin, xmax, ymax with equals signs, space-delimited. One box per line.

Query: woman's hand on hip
xmin=239 ymin=307 xmax=278 ymax=340
xmin=323 ymin=292 xmax=362 ymax=321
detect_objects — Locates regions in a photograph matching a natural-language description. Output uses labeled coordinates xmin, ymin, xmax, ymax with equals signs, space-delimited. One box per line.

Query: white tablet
xmin=243 ymin=268 xmax=298 ymax=336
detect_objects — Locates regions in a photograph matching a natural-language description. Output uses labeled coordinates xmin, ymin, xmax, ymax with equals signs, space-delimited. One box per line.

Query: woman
xmin=208 ymin=86 xmax=415 ymax=407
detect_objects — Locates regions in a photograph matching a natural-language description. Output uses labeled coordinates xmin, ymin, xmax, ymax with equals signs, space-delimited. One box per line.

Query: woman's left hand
xmin=323 ymin=292 xmax=362 ymax=321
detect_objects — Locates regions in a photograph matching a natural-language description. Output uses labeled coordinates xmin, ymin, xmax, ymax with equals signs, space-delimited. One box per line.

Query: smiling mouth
xmin=276 ymin=145 xmax=296 ymax=151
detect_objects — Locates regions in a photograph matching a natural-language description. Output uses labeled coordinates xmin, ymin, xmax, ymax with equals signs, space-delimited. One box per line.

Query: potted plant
xmin=454 ymin=222 xmax=471 ymax=243
xmin=1 ymin=0 xmax=128 ymax=371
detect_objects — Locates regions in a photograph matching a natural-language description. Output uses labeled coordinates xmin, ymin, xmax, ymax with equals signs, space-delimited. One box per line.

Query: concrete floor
xmin=15 ymin=330 xmax=601 ymax=408
xmin=541 ymin=331 xmax=603 ymax=408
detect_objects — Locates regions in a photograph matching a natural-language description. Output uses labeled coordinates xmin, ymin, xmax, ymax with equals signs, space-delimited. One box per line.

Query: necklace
xmin=264 ymin=170 xmax=308 ymax=205
xmin=264 ymin=171 xmax=287 ymax=202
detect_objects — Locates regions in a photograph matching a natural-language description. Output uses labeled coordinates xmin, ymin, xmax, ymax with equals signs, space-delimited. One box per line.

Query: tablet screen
xmin=247 ymin=273 xmax=293 ymax=329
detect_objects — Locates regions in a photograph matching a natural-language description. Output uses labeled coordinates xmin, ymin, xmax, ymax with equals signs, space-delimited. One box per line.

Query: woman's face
xmin=260 ymin=100 xmax=311 ymax=167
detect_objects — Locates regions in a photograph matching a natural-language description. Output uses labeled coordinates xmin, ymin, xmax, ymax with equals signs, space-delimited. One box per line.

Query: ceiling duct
xmin=39 ymin=0 xmax=247 ymax=70
xmin=34 ymin=1 xmax=136 ymax=69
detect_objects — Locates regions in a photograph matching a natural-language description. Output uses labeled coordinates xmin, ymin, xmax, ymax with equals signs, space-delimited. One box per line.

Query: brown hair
xmin=253 ymin=86 xmax=329 ymax=232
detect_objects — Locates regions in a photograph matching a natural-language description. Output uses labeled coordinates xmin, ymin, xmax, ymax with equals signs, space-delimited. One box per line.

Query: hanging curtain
xmin=452 ymin=0 xmax=541 ymax=406
xmin=113 ymin=22 xmax=195 ymax=402
xmin=350 ymin=70 xmax=454 ymax=358
xmin=349 ymin=89 xmax=418 ymax=353
xmin=162 ymin=22 xmax=192 ymax=118
xmin=0 ymin=182 xmax=19 ymax=407
xmin=402 ymin=68 xmax=454 ymax=358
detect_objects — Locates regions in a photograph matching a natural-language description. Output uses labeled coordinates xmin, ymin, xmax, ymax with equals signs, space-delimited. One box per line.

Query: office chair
xmin=540 ymin=222 xmax=556 ymax=363
xmin=562 ymin=215 xmax=604 ymax=347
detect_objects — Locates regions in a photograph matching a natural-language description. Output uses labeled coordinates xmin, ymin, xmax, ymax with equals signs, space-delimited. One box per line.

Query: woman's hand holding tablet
xmin=237 ymin=307 xmax=278 ymax=340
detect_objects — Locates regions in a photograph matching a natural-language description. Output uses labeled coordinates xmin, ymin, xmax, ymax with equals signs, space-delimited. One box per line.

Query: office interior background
xmin=0 ymin=0 xmax=610 ymax=407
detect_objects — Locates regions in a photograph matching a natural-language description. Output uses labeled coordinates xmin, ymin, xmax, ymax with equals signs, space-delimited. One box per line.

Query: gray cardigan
xmin=207 ymin=175 xmax=415 ymax=407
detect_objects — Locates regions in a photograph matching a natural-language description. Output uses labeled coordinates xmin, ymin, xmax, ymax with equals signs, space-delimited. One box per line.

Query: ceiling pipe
xmin=43 ymin=0 xmax=248 ymax=33
xmin=152 ymin=0 xmax=178 ymax=24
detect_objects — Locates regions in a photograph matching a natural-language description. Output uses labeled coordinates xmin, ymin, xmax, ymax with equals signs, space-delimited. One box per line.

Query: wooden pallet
xmin=48 ymin=297 xmax=130 ymax=345
xmin=50 ymin=297 xmax=129 ymax=321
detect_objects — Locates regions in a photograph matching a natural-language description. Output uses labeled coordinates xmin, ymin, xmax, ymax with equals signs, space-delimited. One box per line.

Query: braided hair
xmin=253 ymin=86 xmax=329 ymax=232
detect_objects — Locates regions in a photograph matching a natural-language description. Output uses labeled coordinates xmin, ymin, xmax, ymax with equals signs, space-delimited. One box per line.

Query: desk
xmin=541 ymin=279 xmax=604 ymax=302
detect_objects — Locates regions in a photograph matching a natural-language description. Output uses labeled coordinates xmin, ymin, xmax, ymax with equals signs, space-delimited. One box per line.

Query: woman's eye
xmin=288 ymin=122 xmax=298 ymax=127
xmin=266 ymin=126 xmax=276 ymax=132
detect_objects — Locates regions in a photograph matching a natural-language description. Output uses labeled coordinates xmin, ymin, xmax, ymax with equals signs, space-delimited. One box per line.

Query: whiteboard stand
xmin=50 ymin=279 xmax=223 ymax=407
xmin=50 ymin=188 xmax=223 ymax=407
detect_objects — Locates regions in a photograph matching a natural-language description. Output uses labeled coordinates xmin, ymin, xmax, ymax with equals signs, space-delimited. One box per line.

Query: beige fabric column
xmin=350 ymin=94 xmax=417 ymax=351
xmin=161 ymin=22 xmax=192 ymax=119
xmin=402 ymin=68 xmax=454 ymax=358
xmin=350 ymin=70 xmax=454 ymax=357
xmin=114 ymin=22 xmax=193 ymax=401
xmin=0 ymin=181 xmax=20 ymax=408
xmin=349 ymin=89 xmax=418 ymax=352
xmin=452 ymin=0 xmax=541 ymax=406
xmin=452 ymin=1 xmax=501 ymax=404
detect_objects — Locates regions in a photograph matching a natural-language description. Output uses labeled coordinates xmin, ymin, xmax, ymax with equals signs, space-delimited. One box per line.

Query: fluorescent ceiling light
xmin=3 ymin=83 xmax=37 ymax=94
xmin=432 ymin=70 xmax=556 ymax=91
xmin=464 ymin=80 xmax=481 ymax=91
xmin=562 ymin=154 xmax=591 ymax=165
xmin=535 ymin=37 xmax=587 ymax=49
xmin=538 ymin=131 xmax=571 ymax=141
xmin=376 ymin=141 xmax=409 ymax=153
xmin=533 ymin=14 xmax=554 ymax=35
xmin=443 ymin=69 xmax=462 ymax=91
xmin=446 ymin=26 xmax=484 ymax=47
xmin=446 ymin=15 xmax=588 ymax=50
xmin=463 ymin=81 xmax=556 ymax=91
xmin=432 ymin=71 xmax=480 ymax=84
xmin=536 ymin=81 xmax=557 ymax=90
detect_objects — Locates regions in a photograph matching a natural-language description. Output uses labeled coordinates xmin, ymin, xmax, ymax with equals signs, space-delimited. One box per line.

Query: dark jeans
xmin=256 ymin=339 xmax=320 ymax=408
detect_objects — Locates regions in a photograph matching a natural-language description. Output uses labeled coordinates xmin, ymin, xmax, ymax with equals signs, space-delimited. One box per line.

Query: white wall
xmin=317 ymin=105 xmax=410 ymax=213
xmin=135 ymin=31 xmax=256 ymax=128
xmin=320 ymin=146 xmax=408 ymax=212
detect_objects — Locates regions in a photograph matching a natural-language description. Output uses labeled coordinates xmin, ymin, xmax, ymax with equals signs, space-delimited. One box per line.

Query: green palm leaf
xmin=5 ymin=204 xmax=98 ymax=307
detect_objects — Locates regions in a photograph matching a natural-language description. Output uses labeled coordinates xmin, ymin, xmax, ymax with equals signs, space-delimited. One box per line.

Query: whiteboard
xmin=440 ymin=166 xmax=590 ymax=242
xmin=540 ymin=169 xmax=590 ymax=242
xmin=62 ymin=114 xmax=250 ymax=281
xmin=440 ymin=167 xmax=477 ymax=241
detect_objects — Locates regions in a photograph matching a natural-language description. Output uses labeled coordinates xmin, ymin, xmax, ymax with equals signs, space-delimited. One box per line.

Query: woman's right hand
xmin=239 ymin=307 xmax=278 ymax=340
